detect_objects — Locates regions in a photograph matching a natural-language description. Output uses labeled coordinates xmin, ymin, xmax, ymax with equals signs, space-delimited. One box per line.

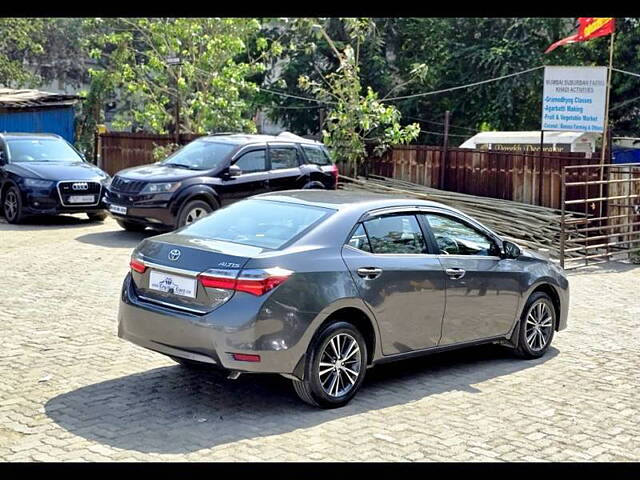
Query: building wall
xmin=0 ymin=107 xmax=76 ymax=143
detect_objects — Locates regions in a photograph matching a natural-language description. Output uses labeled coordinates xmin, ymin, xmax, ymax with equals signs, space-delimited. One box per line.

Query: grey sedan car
xmin=118 ymin=190 xmax=569 ymax=408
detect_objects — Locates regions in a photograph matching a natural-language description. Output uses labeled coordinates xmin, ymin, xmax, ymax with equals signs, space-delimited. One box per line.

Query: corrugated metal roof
xmin=0 ymin=88 xmax=82 ymax=109
xmin=459 ymin=131 xmax=598 ymax=148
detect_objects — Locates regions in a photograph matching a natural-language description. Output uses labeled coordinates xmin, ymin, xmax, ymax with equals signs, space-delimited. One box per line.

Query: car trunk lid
xmin=130 ymin=233 xmax=263 ymax=313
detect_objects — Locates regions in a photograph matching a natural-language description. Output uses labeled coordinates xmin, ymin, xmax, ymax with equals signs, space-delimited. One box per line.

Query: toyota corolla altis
xmin=118 ymin=190 xmax=569 ymax=408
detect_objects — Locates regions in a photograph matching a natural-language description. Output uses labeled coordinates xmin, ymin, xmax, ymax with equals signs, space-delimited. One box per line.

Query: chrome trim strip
xmin=137 ymin=295 xmax=207 ymax=315
xmin=56 ymin=180 xmax=102 ymax=207
xmin=141 ymin=260 xmax=201 ymax=277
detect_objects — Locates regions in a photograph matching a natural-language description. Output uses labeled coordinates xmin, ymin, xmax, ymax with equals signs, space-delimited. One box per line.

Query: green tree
xmin=0 ymin=18 xmax=47 ymax=87
xmin=84 ymin=18 xmax=274 ymax=135
xmin=298 ymin=19 xmax=420 ymax=176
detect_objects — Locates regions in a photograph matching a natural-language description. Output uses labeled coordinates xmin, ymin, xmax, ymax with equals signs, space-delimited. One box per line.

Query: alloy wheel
xmin=4 ymin=191 xmax=17 ymax=220
xmin=185 ymin=207 xmax=207 ymax=225
xmin=525 ymin=301 xmax=554 ymax=351
xmin=318 ymin=332 xmax=362 ymax=398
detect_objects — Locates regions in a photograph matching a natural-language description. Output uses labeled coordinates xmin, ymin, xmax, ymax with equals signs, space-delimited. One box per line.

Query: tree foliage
xmin=296 ymin=19 xmax=419 ymax=174
xmin=83 ymin=18 xmax=273 ymax=134
xmin=265 ymin=18 xmax=640 ymax=141
xmin=0 ymin=18 xmax=47 ymax=87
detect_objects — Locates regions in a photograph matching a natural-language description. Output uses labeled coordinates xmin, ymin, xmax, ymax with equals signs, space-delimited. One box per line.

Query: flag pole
xmin=600 ymin=32 xmax=615 ymax=184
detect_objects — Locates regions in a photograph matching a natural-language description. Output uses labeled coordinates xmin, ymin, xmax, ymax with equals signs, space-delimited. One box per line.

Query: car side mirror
xmin=502 ymin=240 xmax=521 ymax=259
xmin=0 ymin=151 xmax=5 ymax=165
xmin=226 ymin=164 xmax=242 ymax=179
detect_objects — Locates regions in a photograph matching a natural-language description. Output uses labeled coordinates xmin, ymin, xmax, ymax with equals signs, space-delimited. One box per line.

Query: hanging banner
xmin=541 ymin=66 xmax=607 ymax=133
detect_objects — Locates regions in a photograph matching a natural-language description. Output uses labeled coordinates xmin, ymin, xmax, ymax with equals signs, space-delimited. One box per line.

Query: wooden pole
xmin=440 ymin=110 xmax=450 ymax=189
xmin=538 ymin=130 xmax=544 ymax=206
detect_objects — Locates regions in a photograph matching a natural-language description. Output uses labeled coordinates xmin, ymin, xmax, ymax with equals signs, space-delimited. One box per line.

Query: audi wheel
xmin=3 ymin=186 xmax=24 ymax=224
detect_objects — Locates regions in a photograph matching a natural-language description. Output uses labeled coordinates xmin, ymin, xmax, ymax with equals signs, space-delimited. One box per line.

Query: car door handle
xmin=445 ymin=268 xmax=466 ymax=280
xmin=356 ymin=267 xmax=383 ymax=279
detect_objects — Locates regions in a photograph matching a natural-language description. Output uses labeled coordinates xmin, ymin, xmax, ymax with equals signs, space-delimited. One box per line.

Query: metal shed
xmin=459 ymin=130 xmax=599 ymax=155
xmin=0 ymin=88 xmax=82 ymax=144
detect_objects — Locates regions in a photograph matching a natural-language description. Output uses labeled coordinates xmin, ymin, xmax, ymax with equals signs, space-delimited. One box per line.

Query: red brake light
xmin=199 ymin=275 xmax=237 ymax=289
xmin=198 ymin=267 xmax=292 ymax=296
xmin=235 ymin=275 xmax=290 ymax=296
xmin=330 ymin=164 xmax=339 ymax=188
xmin=130 ymin=258 xmax=147 ymax=273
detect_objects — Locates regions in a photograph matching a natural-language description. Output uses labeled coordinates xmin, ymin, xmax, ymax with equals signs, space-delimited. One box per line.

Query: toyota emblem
xmin=168 ymin=249 xmax=182 ymax=261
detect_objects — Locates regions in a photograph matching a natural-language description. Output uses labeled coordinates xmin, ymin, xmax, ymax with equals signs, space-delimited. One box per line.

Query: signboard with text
xmin=542 ymin=66 xmax=607 ymax=133
xmin=476 ymin=143 xmax=571 ymax=153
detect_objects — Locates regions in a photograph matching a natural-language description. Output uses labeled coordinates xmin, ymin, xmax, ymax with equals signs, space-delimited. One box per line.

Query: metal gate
xmin=560 ymin=162 xmax=640 ymax=269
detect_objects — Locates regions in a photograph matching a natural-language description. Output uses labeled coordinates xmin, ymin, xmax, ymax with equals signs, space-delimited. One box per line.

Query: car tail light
xmin=330 ymin=164 xmax=339 ymax=188
xmin=198 ymin=267 xmax=293 ymax=296
xmin=231 ymin=353 xmax=261 ymax=362
xmin=130 ymin=258 xmax=147 ymax=273
xmin=198 ymin=269 xmax=238 ymax=289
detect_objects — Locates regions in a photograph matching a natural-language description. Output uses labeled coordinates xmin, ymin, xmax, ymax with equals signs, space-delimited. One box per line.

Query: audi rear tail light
xmin=198 ymin=267 xmax=293 ymax=296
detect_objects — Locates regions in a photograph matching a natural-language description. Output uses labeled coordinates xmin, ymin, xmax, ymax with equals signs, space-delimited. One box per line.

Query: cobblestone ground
xmin=0 ymin=214 xmax=638 ymax=462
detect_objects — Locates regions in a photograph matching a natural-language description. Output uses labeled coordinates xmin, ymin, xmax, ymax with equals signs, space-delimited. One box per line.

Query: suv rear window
xmin=179 ymin=199 xmax=334 ymax=249
xmin=302 ymin=144 xmax=332 ymax=165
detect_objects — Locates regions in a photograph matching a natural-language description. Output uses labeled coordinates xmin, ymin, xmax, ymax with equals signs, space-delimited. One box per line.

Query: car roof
xmin=253 ymin=189 xmax=453 ymax=213
xmin=196 ymin=132 xmax=324 ymax=147
xmin=0 ymin=132 xmax=63 ymax=141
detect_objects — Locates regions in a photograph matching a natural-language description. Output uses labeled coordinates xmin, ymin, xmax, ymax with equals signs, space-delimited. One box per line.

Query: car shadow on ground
xmin=0 ymin=214 xmax=98 ymax=230
xmin=75 ymin=228 xmax=158 ymax=248
xmin=45 ymin=345 xmax=558 ymax=454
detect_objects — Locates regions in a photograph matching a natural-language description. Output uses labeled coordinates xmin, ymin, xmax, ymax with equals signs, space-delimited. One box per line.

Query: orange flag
xmin=545 ymin=18 xmax=615 ymax=53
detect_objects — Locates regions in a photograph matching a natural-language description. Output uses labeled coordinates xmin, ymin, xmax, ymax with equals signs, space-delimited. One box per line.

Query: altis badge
xmin=218 ymin=261 xmax=240 ymax=268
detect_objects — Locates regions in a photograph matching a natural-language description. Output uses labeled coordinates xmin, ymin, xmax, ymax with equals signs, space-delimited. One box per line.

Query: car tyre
xmin=87 ymin=211 xmax=108 ymax=222
xmin=514 ymin=291 xmax=556 ymax=359
xmin=177 ymin=199 xmax=216 ymax=228
xmin=3 ymin=186 xmax=24 ymax=224
xmin=292 ymin=321 xmax=367 ymax=408
xmin=302 ymin=181 xmax=326 ymax=189
xmin=116 ymin=219 xmax=147 ymax=232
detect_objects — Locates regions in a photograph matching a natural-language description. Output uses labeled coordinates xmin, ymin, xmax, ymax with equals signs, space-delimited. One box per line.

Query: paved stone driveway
xmin=0 ymin=214 xmax=638 ymax=462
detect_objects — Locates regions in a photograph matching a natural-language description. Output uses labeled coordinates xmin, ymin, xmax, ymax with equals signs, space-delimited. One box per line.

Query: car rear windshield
xmin=6 ymin=138 xmax=83 ymax=163
xmin=179 ymin=199 xmax=334 ymax=249
xmin=161 ymin=139 xmax=237 ymax=171
xmin=301 ymin=144 xmax=333 ymax=165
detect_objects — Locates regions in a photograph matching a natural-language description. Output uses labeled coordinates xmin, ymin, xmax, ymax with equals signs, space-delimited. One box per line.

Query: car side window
xmin=422 ymin=213 xmax=497 ymax=256
xmin=270 ymin=147 xmax=299 ymax=170
xmin=234 ymin=150 xmax=266 ymax=173
xmin=302 ymin=145 xmax=332 ymax=165
xmin=346 ymin=223 xmax=372 ymax=252
xmin=363 ymin=214 xmax=426 ymax=254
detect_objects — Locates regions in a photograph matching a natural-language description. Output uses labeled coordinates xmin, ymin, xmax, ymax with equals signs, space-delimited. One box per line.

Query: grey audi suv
xmin=118 ymin=190 xmax=569 ymax=408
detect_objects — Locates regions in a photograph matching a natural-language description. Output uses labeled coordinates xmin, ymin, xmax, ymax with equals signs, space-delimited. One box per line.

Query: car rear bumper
xmin=117 ymin=274 xmax=308 ymax=377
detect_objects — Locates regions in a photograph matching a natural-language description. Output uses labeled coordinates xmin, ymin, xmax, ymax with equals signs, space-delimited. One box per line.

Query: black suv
xmin=105 ymin=132 xmax=338 ymax=232
xmin=0 ymin=133 xmax=110 ymax=224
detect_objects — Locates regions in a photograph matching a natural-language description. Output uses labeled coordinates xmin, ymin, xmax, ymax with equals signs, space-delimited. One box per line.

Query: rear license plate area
xmin=148 ymin=270 xmax=197 ymax=298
